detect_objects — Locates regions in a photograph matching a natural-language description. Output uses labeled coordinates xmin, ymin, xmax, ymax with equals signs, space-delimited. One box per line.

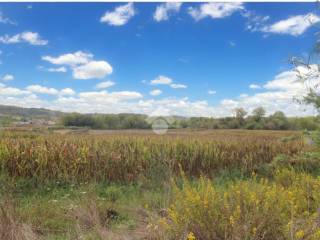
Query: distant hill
xmin=0 ymin=105 xmax=64 ymax=120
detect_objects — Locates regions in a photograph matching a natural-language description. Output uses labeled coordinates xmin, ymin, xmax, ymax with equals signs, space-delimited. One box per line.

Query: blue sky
xmin=0 ymin=2 xmax=319 ymax=117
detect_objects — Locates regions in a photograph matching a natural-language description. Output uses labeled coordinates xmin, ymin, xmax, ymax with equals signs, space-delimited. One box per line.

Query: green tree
xmin=252 ymin=107 xmax=266 ymax=122
xmin=265 ymin=111 xmax=289 ymax=130
xmin=234 ymin=108 xmax=247 ymax=119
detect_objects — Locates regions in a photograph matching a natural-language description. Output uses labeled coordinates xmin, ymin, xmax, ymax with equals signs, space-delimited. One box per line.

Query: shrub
xmin=158 ymin=172 xmax=320 ymax=240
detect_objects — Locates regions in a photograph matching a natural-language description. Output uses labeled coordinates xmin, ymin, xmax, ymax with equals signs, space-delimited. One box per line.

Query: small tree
xmin=290 ymin=17 xmax=320 ymax=113
xmin=252 ymin=107 xmax=266 ymax=121
xmin=234 ymin=108 xmax=247 ymax=119
xmin=233 ymin=108 xmax=247 ymax=127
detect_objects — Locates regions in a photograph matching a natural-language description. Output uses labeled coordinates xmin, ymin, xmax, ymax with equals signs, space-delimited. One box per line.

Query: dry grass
xmin=70 ymin=198 xmax=150 ymax=240
xmin=0 ymin=199 xmax=38 ymax=240
xmin=0 ymin=130 xmax=306 ymax=183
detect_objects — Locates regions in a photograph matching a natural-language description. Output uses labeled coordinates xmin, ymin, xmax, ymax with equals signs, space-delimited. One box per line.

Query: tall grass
xmin=0 ymin=131 xmax=306 ymax=183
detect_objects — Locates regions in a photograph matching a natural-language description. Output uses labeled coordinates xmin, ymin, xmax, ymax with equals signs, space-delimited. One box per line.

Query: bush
xmin=157 ymin=172 xmax=320 ymax=240
xmin=258 ymin=152 xmax=320 ymax=177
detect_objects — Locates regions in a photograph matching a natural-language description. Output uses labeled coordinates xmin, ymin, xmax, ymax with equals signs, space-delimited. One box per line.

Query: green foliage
xmin=61 ymin=113 xmax=150 ymax=129
xmin=58 ymin=107 xmax=320 ymax=131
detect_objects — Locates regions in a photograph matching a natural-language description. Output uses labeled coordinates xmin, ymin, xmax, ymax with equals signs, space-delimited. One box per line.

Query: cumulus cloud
xmin=25 ymin=85 xmax=76 ymax=96
xmin=150 ymin=89 xmax=162 ymax=96
xmin=0 ymin=84 xmax=30 ymax=96
xmin=261 ymin=13 xmax=320 ymax=36
xmin=100 ymin=3 xmax=135 ymax=26
xmin=42 ymin=51 xmax=92 ymax=66
xmin=0 ymin=32 xmax=48 ymax=45
xmin=189 ymin=3 xmax=244 ymax=21
xmin=78 ymin=90 xmax=143 ymax=103
xmin=149 ymin=75 xmax=187 ymax=89
xmin=42 ymin=51 xmax=113 ymax=80
xmin=0 ymin=67 xmax=318 ymax=117
xmin=72 ymin=61 xmax=112 ymax=80
xmin=150 ymin=75 xmax=173 ymax=85
xmin=218 ymin=67 xmax=318 ymax=116
xmin=153 ymin=3 xmax=182 ymax=22
xmin=60 ymin=88 xmax=75 ymax=96
xmin=26 ymin=85 xmax=59 ymax=95
xmin=95 ymin=80 xmax=115 ymax=89
xmin=50 ymin=96 xmax=214 ymax=117
xmin=263 ymin=71 xmax=301 ymax=91
xmin=1 ymin=74 xmax=14 ymax=81
xmin=249 ymin=84 xmax=261 ymax=89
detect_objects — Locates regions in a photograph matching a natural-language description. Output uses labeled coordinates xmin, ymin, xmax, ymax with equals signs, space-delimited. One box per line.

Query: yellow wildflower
xmin=295 ymin=230 xmax=305 ymax=239
xmin=187 ymin=232 xmax=196 ymax=240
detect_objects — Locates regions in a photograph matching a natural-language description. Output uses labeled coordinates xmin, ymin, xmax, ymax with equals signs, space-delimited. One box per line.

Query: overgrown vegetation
xmin=157 ymin=171 xmax=320 ymax=240
xmin=0 ymin=130 xmax=305 ymax=183
xmin=0 ymin=129 xmax=319 ymax=239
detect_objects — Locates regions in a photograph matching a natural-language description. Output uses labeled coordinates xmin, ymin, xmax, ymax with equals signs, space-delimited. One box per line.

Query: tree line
xmin=60 ymin=107 xmax=320 ymax=131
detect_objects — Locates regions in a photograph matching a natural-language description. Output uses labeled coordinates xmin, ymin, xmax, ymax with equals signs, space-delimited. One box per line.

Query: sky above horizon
xmin=0 ymin=2 xmax=319 ymax=117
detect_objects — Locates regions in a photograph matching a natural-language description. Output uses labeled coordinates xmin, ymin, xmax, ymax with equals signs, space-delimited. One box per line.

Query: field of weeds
xmin=0 ymin=129 xmax=319 ymax=240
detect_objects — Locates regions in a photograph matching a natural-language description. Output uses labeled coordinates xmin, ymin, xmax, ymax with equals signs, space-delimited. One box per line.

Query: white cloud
xmin=60 ymin=88 xmax=75 ymax=96
xmin=170 ymin=83 xmax=187 ymax=89
xmin=243 ymin=10 xmax=270 ymax=32
xmin=47 ymin=67 xmax=67 ymax=73
xmin=0 ymin=11 xmax=16 ymax=25
xmin=149 ymin=76 xmax=186 ymax=89
xmin=78 ymin=90 xmax=143 ymax=103
xmin=26 ymin=85 xmax=59 ymax=95
xmin=95 ymin=80 xmax=115 ymax=89
xmin=261 ymin=13 xmax=320 ymax=36
xmin=189 ymin=3 xmax=244 ymax=21
xmin=0 ymin=67 xmax=317 ymax=117
xmin=100 ymin=3 xmax=135 ymax=26
xmin=25 ymin=84 xmax=76 ymax=96
xmin=0 ymin=85 xmax=30 ymax=96
xmin=208 ymin=90 xmax=216 ymax=95
xmin=150 ymin=89 xmax=162 ymax=96
xmin=217 ymin=67 xmax=318 ymax=117
xmin=239 ymin=93 xmax=248 ymax=98
xmin=263 ymin=71 xmax=301 ymax=91
xmin=153 ymin=3 xmax=182 ymax=22
xmin=0 ymin=32 xmax=48 ymax=45
xmin=2 ymin=74 xmax=14 ymax=81
xmin=72 ymin=61 xmax=113 ymax=80
xmin=150 ymin=75 xmax=173 ymax=85
xmin=249 ymin=84 xmax=261 ymax=89
xmin=42 ymin=51 xmax=113 ymax=80
xmin=42 ymin=51 xmax=92 ymax=66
